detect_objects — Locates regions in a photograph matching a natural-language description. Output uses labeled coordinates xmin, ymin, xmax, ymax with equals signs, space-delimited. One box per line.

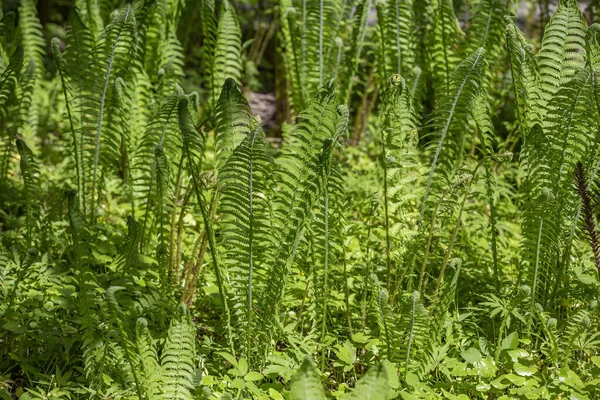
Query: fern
xmin=535 ymin=0 xmax=587 ymax=119
xmin=0 ymin=45 xmax=22 ymax=120
xmin=219 ymin=105 xmax=273 ymax=360
xmin=204 ymin=1 xmax=243 ymax=112
xmin=214 ymin=78 xmax=253 ymax=176
xmin=260 ymin=81 xmax=348 ymax=344
xmin=310 ymin=105 xmax=348 ymax=368
xmin=178 ymin=96 xmax=233 ymax=348
xmin=133 ymin=89 xmax=183 ymax=248
xmin=378 ymin=74 xmax=417 ymax=291
xmin=427 ymin=0 xmax=464 ymax=95
xmin=338 ymin=0 xmax=369 ymax=104
xmin=161 ymin=304 xmax=196 ymax=400
xmin=16 ymin=139 xmax=40 ymax=247
xmin=134 ymin=318 xmax=163 ymax=399
xmin=420 ymin=48 xmax=486 ymax=219
xmin=375 ymin=288 xmax=428 ymax=379
xmin=82 ymin=3 xmax=138 ymax=222
xmin=376 ymin=0 xmax=416 ymax=83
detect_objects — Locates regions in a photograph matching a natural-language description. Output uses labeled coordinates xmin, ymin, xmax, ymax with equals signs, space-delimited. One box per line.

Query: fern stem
xmin=404 ymin=291 xmax=418 ymax=382
xmin=318 ymin=0 xmax=323 ymax=86
xmin=381 ymin=140 xmax=393 ymax=292
xmin=394 ymin=0 xmax=402 ymax=75
xmin=246 ymin=128 xmax=258 ymax=361
xmin=168 ymin=154 xmax=185 ymax=280
xmin=320 ymin=184 xmax=329 ymax=370
xmin=529 ymin=217 xmax=543 ymax=332
xmin=377 ymin=289 xmax=392 ymax=358
xmin=53 ymin=41 xmax=83 ymax=214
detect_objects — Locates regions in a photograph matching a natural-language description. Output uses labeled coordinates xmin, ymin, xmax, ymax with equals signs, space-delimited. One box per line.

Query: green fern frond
xmin=161 ymin=304 xmax=195 ymax=400
xmin=133 ymin=89 xmax=182 ymax=247
xmin=466 ymin=0 xmax=507 ymax=60
xmin=135 ymin=318 xmax=163 ymax=399
xmin=376 ymin=288 xmax=428 ymax=377
xmin=67 ymin=190 xmax=94 ymax=268
xmin=17 ymin=0 xmax=45 ymax=76
xmin=178 ymin=96 xmax=233 ymax=348
xmin=0 ymin=45 xmax=22 ymax=123
xmin=376 ymin=0 xmax=415 ymax=82
xmin=279 ymin=0 xmax=305 ymax=111
xmin=378 ymin=74 xmax=418 ymax=290
xmin=505 ymin=19 xmax=540 ymax=134
xmin=219 ymin=115 xmax=274 ymax=360
xmin=208 ymin=3 xmax=243 ymax=111
xmin=587 ymin=24 xmax=600 ymax=70
xmin=16 ymin=138 xmax=40 ymax=247
xmin=421 ymin=48 xmax=486 ymax=218
xmin=260 ymin=82 xmax=347 ymax=341
xmin=82 ymin=3 xmax=138 ymax=222
xmin=0 ymin=11 xmax=17 ymax=66
xmin=338 ymin=0 xmax=370 ymax=104
xmin=427 ymin=0 xmax=464 ymax=95
xmin=535 ymin=0 xmax=587 ymax=118
xmin=53 ymin=38 xmax=84 ymax=211
xmin=214 ymin=78 xmax=253 ymax=176
xmin=75 ymin=0 xmax=104 ymax=38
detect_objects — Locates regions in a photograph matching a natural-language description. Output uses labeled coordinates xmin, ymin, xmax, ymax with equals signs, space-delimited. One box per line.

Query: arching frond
xmin=421 ymin=48 xmax=486 ymax=217
xmin=214 ymin=78 xmax=252 ymax=176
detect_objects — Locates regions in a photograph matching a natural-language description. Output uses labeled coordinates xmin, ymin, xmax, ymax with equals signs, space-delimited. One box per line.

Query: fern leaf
xmin=135 ymin=318 xmax=163 ymax=400
xmin=260 ymin=82 xmax=347 ymax=342
xmin=219 ymin=114 xmax=274 ymax=360
xmin=421 ymin=48 xmax=486 ymax=218
xmin=0 ymin=45 xmax=22 ymax=123
xmin=338 ymin=0 xmax=370 ymax=103
xmin=376 ymin=0 xmax=415 ymax=81
xmin=536 ymin=0 xmax=587 ymax=118
xmin=82 ymin=3 xmax=138 ymax=222
xmin=214 ymin=78 xmax=252 ymax=176
xmin=378 ymin=74 xmax=418 ymax=290
xmin=209 ymin=3 xmax=243 ymax=111
xmin=178 ymin=97 xmax=233 ymax=348
xmin=427 ymin=0 xmax=464 ymax=95
xmin=161 ymin=304 xmax=195 ymax=400
xmin=16 ymin=138 xmax=40 ymax=247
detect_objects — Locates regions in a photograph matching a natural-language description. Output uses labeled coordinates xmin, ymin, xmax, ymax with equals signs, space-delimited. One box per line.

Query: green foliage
xmin=1 ymin=1 xmax=600 ymax=399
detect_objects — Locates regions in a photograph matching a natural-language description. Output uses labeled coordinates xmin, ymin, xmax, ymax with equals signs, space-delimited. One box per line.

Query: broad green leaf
xmin=461 ymin=347 xmax=483 ymax=364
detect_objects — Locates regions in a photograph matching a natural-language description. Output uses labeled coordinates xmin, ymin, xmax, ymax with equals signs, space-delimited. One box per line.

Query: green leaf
xmin=3 ymin=320 xmax=26 ymax=334
xmin=501 ymin=332 xmax=519 ymax=350
xmin=290 ymin=357 xmax=326 ymax=400
xmin=514 ymin=362 xmax=537 ymax=377
xmin=343 ymin=363 xmax=389 ymax=400
xmin=461 ymin=347 xmax=483 ymax=364
xmin=244 ymin=371 xmax=263 ymax=382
